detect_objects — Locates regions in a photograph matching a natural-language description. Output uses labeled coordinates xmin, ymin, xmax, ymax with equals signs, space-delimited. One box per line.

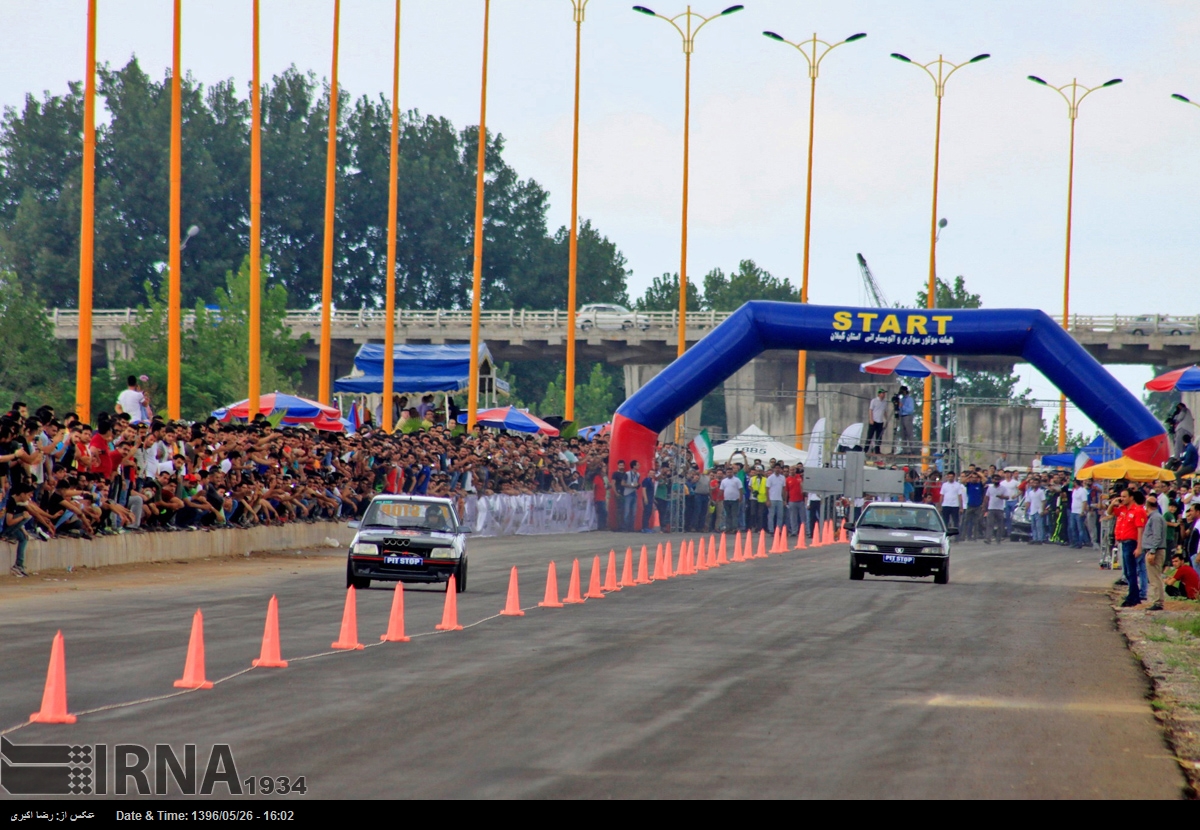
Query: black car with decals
xmin=346 ymin=496 xmax=469 ymax=592
xmin=847 ymin=502 xmax=955 ymax=584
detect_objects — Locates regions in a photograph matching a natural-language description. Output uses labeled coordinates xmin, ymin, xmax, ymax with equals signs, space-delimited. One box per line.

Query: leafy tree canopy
xmin=0 ymin=271 xmax=72 ymax=413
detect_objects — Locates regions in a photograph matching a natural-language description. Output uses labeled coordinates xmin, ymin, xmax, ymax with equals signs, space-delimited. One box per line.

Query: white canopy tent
xmin=712 ymin=425 xmax=808 ymax=466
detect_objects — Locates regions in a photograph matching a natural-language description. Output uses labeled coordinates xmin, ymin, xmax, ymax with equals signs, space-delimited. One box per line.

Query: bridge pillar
xmin=103 ymin=339 xmax=129 ymax=378
xmin=623 ymin=364 xmax=702 ymax=444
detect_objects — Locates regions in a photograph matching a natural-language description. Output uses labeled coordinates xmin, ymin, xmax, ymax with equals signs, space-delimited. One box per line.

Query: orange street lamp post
xmin=382 ymin=0 xmax=403 ymax=433
xmin=891 ymin=50 xmax=990 ymax=468
xmin=1029 ymin=74 xmax=1122 ymax=453
xmin=634 ymin=3 xmax=743 ymax=443
xmin=564 ymin=0 xmax=590 ymax=424
xmin=762 ymin=29 xmax=866 ymax=449
xmin=167 ymin=0 xmax=183 ymax=420
xmin=248 ymin=0 xmax=263 ymax=412
xmin=75 ymin=0 xmax=98 ymax=425
xmin=318 ymin=0 xmax=342 ymax=406
xmin=466 ymin=0 xmax=492 ymax=431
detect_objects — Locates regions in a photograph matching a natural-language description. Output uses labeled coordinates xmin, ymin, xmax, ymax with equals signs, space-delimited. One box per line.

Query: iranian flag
xmin=689 ymin=429 xmax=713 ymax=472
xmin=1074 ymin=449 xmax=1094 ymax=477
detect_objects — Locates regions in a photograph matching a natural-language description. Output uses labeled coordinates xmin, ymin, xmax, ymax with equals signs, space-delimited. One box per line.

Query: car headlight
xmin=920 ymin=546 xmax=944 ymax=554
xmin=352 ymin=543 xmax=378 ymax=555
xmin=428 ymin=548 xmax=460 ymax=560
xmin=853 ymin=544 xmax=880 ymax=552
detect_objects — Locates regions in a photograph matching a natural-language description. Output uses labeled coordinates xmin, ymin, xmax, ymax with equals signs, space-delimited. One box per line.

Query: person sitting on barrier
xmin=1166 ymin=552 xmax=1200 ymax=600
xmin=1178 ymin=434 xmax=1197 ymax=478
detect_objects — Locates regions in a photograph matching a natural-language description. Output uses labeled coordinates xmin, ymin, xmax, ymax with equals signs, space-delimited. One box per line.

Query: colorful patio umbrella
xmin=213 ymin=392 xmax=340 ymax=423
xmin=456 ymin=406 xmax=560 ymax=436
xmin=578 ymin=423 xmax=612 ymax=440
xmin=1145 ymin=365 xmax=1200 ymax=393
xmin=860 ymin=355 xmax=954 ymax=379
xmin=1074 ymin=456 xmax=1175 ymax=482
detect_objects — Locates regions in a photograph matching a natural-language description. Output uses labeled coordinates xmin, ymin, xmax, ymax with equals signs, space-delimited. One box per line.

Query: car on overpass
xmin=577 ymin=303 xmax=652 ymax=332
xmin=346 ymin=495 xmax=469 ymax=592
xmin=847 ymin=502 xmax=955 ymax=584
xmin=1119 ymin=315 xmax=1197 ymax=336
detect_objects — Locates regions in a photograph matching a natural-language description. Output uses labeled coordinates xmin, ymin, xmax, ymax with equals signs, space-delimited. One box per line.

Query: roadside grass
xmin=1165 ymin=614 xmax=1200 ymax=639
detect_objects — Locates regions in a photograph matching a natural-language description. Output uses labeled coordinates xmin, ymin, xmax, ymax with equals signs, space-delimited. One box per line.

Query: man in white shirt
xmin=1069 ymin=482 xmax=1090 ymax=548
xmin=999 ymin=471 xmax=1020 ymax=537
xmin=1024 ymin=477 xmax=1047 ymax=544
xmin=719 ymin=469 xmax=744 ymax=532
xmin=984 ymin=476 xmax=1007 ymax=544
xmin=116 ymin=375 xmax=150 ymax=424
xmin=939 ymin=471 xmax=967 ymax=531
xmin=765 ymin=464 xmax=787 ymax=534
xmin=866 ymin=389 xmax=888 ymax=454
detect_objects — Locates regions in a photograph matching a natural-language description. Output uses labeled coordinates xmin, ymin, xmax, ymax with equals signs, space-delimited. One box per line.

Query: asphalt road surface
xmin=0 ymin=532 xmax=1185 ymax=799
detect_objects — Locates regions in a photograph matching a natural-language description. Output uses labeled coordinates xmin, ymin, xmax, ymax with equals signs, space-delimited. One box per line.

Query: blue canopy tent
xmin=1040 ymin=434 xmax=1120 ymax=468
xmin=334 ymin=343 xmax=507 ymax=410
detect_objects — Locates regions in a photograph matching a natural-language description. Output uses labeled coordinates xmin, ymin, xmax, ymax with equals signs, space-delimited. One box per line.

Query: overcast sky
xmin=3 ymin=0 xmax=1198 ymax=425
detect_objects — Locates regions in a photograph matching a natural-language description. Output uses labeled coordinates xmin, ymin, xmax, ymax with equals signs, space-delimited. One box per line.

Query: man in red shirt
xmin=1167 ymin=553 xmax=1200 ymax=600
xmin=1110 ymin=489 xmax=1148 ymax=607
xmin=786 ymin=466 xmax=805 ymax=538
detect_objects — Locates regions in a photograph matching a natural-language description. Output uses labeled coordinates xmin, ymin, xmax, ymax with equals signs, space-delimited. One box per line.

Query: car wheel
xmin=1132 ymin=329 xmax=1145 ymax=336
xmin=580 ymin=321 xmax=593 ymax=331
xmin=934 ymin=561 xmax=949 ymax=585
xmin=638 ymin=322 xmax=651 ymax=331
xmin=1171 ymin=329 xmax=1183 ymax=336
xmin=346 ymin=560 xmax=370 ymax=590
xmin=850 ymin=558 xmax=864 ymax=580
xmin=456 ymin=559 xmax=468 ymax=593
xmin=621 ymin=320 xmax=634 ymax=330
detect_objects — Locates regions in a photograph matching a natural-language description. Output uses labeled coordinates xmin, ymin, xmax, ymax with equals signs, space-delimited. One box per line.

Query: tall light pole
xmin=167 ymin=0 xmax=183 ymax=420
xmin=762 ymin=29 xmax=866 ymax=449
xmin=891 ymin=50 xmax=990 ymax=468
xmin=75 ymin=0 xmax=98 ymax=425
xmin=318 ymin=0 xmax=342 ymax=406
xmin=382 ymin=0 xmax=403 ymax=433
xmin=466 ymin=0 xmax=491 ymax=431
xmin=1028 ymin=74 xmax=1122 ymax=453
xmin=634 ymin=4 xmax=743 ymax=443
xmin=248 ymin=0 xmax=262 ymax=414
xmin=564 ymin=0 xmax=590 ymax=425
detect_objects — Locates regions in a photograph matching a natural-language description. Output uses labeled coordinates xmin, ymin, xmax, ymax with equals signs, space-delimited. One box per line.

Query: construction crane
xmin=856 ymin=253 xmax=889 ymax=308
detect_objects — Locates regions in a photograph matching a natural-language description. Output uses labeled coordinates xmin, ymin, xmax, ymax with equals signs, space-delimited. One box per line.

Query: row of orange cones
xmin=28 ymin=524 xmax=846 ymax=725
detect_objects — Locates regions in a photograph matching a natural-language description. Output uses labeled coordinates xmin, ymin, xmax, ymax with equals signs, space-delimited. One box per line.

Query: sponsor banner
xmin=462 ymin=493 xmax=595 ymax=537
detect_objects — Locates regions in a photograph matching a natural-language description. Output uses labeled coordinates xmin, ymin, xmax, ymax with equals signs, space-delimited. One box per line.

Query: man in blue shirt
xmin=897 ymin=386 xmax=915 ymax=453
xmin=963 ymin=471 xmax=985 ymax=541
xmin=1180 ymin=433 xmax=1198 ymax=477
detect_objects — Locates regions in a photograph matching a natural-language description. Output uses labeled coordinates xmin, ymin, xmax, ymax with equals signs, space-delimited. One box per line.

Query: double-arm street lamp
xmin=564 ymin=0 xmax=591 ymax=424
xmin=1028 ymin=74 xmax=1122 ymax=453
xmin=762 ymin=29 xmax=866 ymax=449
xmin=634 ymin=3 xmax=743 ymax=442
xmin=891 ymin=51 xmax=989 ymax=468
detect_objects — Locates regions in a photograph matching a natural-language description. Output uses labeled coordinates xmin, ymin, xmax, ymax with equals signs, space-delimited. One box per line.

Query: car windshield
xmin=362 ymin=500 xmax=458 ymax=532
xmin=857 ymin=505 xmax=944 ymax=532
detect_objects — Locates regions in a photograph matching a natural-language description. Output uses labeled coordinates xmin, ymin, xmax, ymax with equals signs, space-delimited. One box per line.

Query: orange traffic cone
xmin=380 ymin=583 xmax=411 ymax=642
xmin=650 ymin=507 xmax=660 ymax=530
xmin=773 ymin=526 xmax=786 ymax=555
xmin=436 ymin=576 xmax=464 ymax=630
xmin=636 ymin=545 xmax=651 ymax=584
xmin=29 ymin=631 xmax=76 ymax=724
xmin=604 ymin=550 xmax=621 ymax=592
xmin=332 ymin=587 xmax=365 ymax=650
xmin=755 ymin=530 xmax=768 ymax=559
xmin=733 ymin=531 xmax=743 ymax=561
xmin=174 ymin=609 xmax=215 ymax=689
xmin=747 ymin=531 xmax=758 ymax=561
xmin=811 ymin=521 xmax=822 ymax=547
xmin=677 ymin=541 xmax=689 ymax=576
xmin=709 ymin=535 xmax=718 ymax=567
xmin=795 ymin=528 xmax=807 ymax=550
xmin=696 ymin=537 xmax=709 ymax=571
xmin=620 ymin=547 xmax=636 ymax=588
xmin=501 ymin=566 xmax=524 ymax=616
xmin=253 ymin=595 xmax=289 ymax=665
xmin=652 ymin=543 xmax=665 ymax=580
xmin=664 ymin=542 xmax=675 ymax=578
xmin=838 ymin=523 xmax=848 ymax=544
xmin=564 ymin=559 xmax=586 ymax=603
xmin=770 ymin=526 xmax=779 ymax=553
xmin=585 ymin=555 xmax=606 ymax=599
xmin=539 ymin=561 xmax=564 ymax=608
xmin=718 ymin=533 xmax=730 ymax=565
xmin=825 ymin=519 xmax=834 ymax=545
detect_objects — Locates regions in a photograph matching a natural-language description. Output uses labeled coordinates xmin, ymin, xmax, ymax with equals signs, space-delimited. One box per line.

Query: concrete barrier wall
xmin=15 ymin=523 xmax=357 ymax=573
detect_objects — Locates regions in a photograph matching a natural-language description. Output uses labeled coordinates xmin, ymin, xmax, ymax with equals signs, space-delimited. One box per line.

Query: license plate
xmin=384 ymin=555 xmax=423 ymax=566
xmin=882 ymin=554 xmax=915 ymax=565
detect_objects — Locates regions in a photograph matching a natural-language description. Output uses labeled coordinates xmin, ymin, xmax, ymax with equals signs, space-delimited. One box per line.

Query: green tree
xmin=702 ymin=259 xmax=799 ymax=310
xmin=914 ymin=274 xmax=981 ymax=310
xmin=93 ymin=256 xmax=307 ymax=420
xmin=636 ymin=272 xmax=700 ymax=312
xmin=1040 ymin=415 xmax=1093 ymax=451
xmin=0 ymin=272 xmax=72 ymax=412
xmin=537 ymin=363 xmax=616 ymax=427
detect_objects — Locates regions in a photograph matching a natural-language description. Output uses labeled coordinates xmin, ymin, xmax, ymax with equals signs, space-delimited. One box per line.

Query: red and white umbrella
xmin=859 ymin=355 xmax=954 ymax=380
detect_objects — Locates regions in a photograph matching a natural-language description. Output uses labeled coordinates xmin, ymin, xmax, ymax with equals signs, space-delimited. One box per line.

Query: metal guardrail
xmin=47 ymin=307 xmax=735 ymax=332
xmin=44 ymin=309 xmax=1200 ymax=336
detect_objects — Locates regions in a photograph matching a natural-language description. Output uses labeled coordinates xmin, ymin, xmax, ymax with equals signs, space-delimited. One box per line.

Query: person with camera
xmin=866 ymin=389 xmax=888 ymax=454
xmin=1167 ymin=402 xmax=1195 ymax=460
xmin=894 ymin=386 xmax=914 ymax=453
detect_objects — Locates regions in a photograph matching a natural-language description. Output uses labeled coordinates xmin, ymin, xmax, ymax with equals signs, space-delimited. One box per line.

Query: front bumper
xmin=349 ymin=554 xmax=460 ymax=583
xmin=851 ymin=551 xmax=947 ymax=577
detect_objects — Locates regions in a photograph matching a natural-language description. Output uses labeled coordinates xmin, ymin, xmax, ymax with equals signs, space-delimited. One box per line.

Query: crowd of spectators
xmin=0 ymin=387 xmax=611 ymax=578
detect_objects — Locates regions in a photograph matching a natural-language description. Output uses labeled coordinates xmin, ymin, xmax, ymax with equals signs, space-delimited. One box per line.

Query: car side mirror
xmin=947 ymin=528 xmax=959 ymax=536
xmin=843 ymin=523 xmax=855 ymax=531
xmin=347 ymin=520 xmax=360 ymax=530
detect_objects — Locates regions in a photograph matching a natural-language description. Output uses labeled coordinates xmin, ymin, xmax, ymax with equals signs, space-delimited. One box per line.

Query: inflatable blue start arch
xmin=610 ymin=302 xmax=1167 ymax=480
